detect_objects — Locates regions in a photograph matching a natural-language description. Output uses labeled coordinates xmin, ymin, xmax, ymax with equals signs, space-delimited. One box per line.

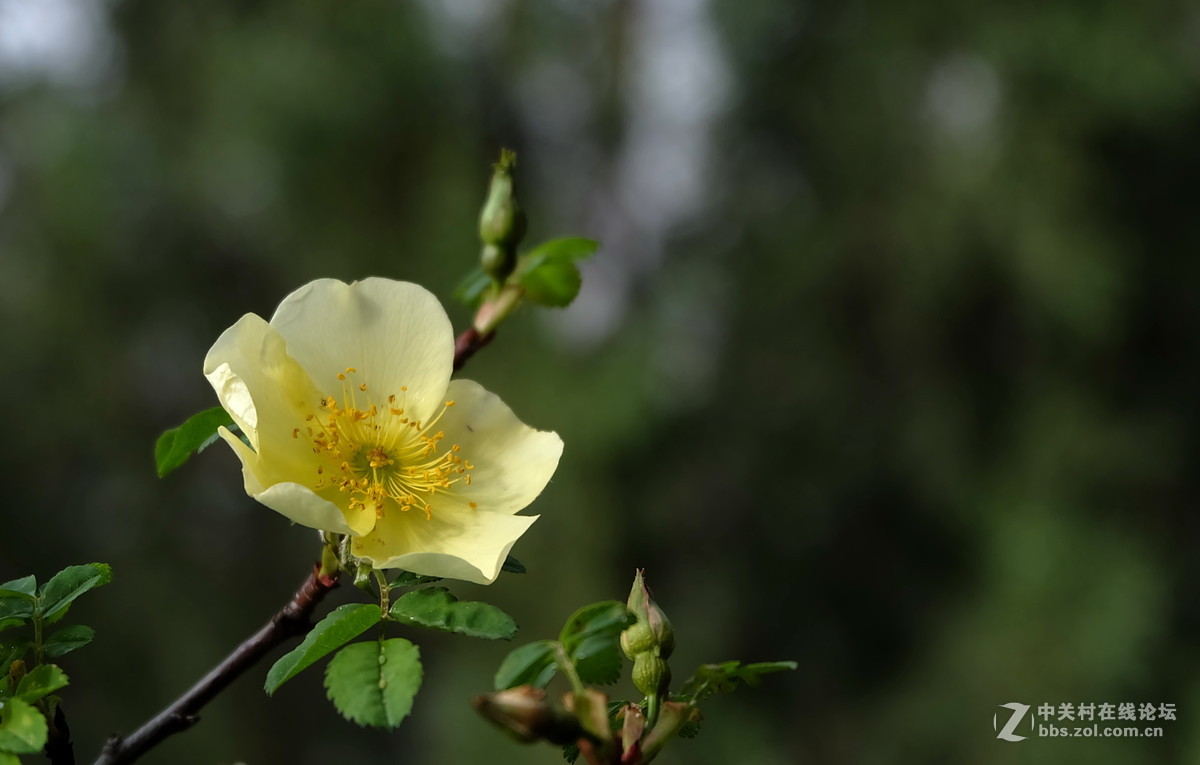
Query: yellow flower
xmin=203 ymin=278 xmax=563 ymax=584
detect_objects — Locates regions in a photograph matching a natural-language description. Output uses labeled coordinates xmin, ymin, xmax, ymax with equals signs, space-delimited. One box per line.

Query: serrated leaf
xmin=500 ymin=555 xmax=526 ymax=575
xmin=43 ymin=625 xmax=94 ymax=659
xmin=387 ymin=571 xmax=443 ymax=590
xmin=0 ymin=581 xmax=35 ymax=623
xmin=154 ymin=406 xmax=237 ymax=478
xmin=494 ymin=640 xmax=558 ymax=690
xmin=0 ymin=579 xmax=34 ymax=598
xmin=0 ymin=697 xmax=47 ymax=754
xmin=559 ymin=601 xmax=632 ymax=651
xmin=0 ymin=603 xmax=30 ymax=625
xmin=389 ymin=587 xmax=517 ymax=641
xmin=453 ymin=267 xmax=492 ymax=307
xmin=680 ymin=661 xmax=797 ymax=702
xmin=265 ymin=604 xmax=382 ymax=695
xmin=15 ymin=665 xmax=67 ymax=704
xmin=38 ymin=564 xmax=111 ymax=621
xmin=44 ymin=603 xmax=70 ymax=627
xmin=571 ymin=634 xmax=624 ymax=686
xmin=562 ymin=743 xmax=580 ymax=764
xmin=324 ymin=639 xmax=422 ymax=729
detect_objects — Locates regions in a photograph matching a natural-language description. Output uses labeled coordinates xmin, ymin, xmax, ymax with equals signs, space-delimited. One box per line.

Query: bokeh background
xmin=2 ymin=0 xmax=1199 ymax=763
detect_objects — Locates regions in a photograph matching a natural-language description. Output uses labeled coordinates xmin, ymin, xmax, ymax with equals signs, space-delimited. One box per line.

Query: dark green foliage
xmin=324 ymin=639 xmax=422 ymax=729
xmin=265 ymin=604 xmax=382 ymax=695
xmin=389 ymin=587 xmax=517 ymax=640
xmin=679 ymin=661 xmax=797 ymax=702
xmin=154 ymin=407 xmax=237 ymax=477
xmin=494 ymin=640 xmax=558 ymax=691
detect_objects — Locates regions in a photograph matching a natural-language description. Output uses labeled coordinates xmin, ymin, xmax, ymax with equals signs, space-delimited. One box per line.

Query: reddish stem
xmin=453 ymin=327 xmax=494 ymax=371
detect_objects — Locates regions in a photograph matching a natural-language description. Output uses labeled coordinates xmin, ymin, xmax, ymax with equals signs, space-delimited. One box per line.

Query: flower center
xmin=294 ymin=368 xmax=474 ymax=520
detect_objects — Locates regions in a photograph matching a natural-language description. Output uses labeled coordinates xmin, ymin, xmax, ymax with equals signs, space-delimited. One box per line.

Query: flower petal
xmin=268 ymin=278 xmax=454 ymax=425
xmin=204 ymin=314 xmax=377 ymax=537
xmin=215 ymin=427 xmax=375 ymax=536
xmin=438 ymin=379 xmax=563 ymax=514
xmin=351 ymin=507 xmax=539 ymax=584
xmin=203 ymin=312 xmax=327 ymax=475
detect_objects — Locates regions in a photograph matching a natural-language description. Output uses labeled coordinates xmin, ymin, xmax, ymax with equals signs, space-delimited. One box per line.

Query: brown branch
xmin=91 ymin=567 xmax=338 ymax=765
xmin=453 ymin=327 xmax=494 ymax=372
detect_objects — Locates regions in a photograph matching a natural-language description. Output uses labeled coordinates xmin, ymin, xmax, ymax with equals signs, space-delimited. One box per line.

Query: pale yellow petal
xmin=215 ymin=427 xmax=374 ymax=536
xmin=351 ymin=507 xmax=538 ymax=584
xmin=438 ymin=379 xmax=563 ymax=514
xmin=268 ymin=278 xmax=453 ymax=424
xmin=203 ymin=313 xmax=327 ymax=477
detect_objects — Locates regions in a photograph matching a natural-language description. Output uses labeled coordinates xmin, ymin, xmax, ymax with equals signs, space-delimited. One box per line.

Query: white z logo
xmin=994 ymin=702 xmax=1031 ymax=742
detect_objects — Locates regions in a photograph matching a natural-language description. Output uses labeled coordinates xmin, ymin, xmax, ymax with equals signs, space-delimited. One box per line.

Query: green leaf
xmin=516 ymin=260 xmax=582 ymax=307
xmin=571 ymin=634 xmax=625 ymax=686
xmin=324 ymin=639 xmax=422 ymax=729
xmin=520 ymin=238 xmax=599 ymax=270
xmin=501 ymin=555 xmax=526 ymax=575
xmin=389 ymin=587 xmax=517 ymax=641
xmin=154 ymin=406 xmax=236 ymax=478
xmin=265 ymin=604 xmax=382 ymax=695
xmin=512 ymin=238 xmax=598 ymax=308
xmin=453 ymin=267 xmax=492 ymax=307
xmin=679 ymin=661 xmax=797 ymax=702
xmin=0 ymin=621 xmax=23 ymax=636
xmin=493 ymin=640 xmax=558 ymax=690
xmin=0 ymin=602 xmax=31 ymax=624
xmin=44 ymin=603 xmax=70 ymax=626
xmin=43 ymin=625 xmax=95 ymax=659
xmin=562 ymin=743 xmax=580 ymax=763
xmin=15 ymin=666 xmax=67 ymax=704
xmin=0 ymin=580 xmax=36 ymax=623
xmin=0 ymin=644 xmax=30 ymax=673
xmin=38 ymin=564 xmax=111 ymax=620
xmin=0 ymin=697 xmax=47 ymax=754
xmin=555 ymin=602 xmax=632 ymax=687
xmin=559 ymin=601 xmax=632 ymax=651
xmin=0 ymin=580 xmax=34 ymax=598
xmin=0 ymin=751 xmax=20 ymax=765
xmin=387 ymin=571 xmax=443 ymax=590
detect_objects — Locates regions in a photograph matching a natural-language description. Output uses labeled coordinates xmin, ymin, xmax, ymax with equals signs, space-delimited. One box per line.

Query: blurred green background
xmin=2 ymin=0 xmax=1199 ymax=763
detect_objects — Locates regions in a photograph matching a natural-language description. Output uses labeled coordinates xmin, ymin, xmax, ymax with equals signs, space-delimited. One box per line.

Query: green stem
xmin=33 ymin=608 xmax=44 ymax=667
xmin=473 ymin=285 xmax=523 ymax=335
xmin=645 ymin=693 xmax=660 ymax=731
xmin=554 ymin=643 xmax=586 ymax=695
xmin=374 ymin=570 xmax=391 ymax=616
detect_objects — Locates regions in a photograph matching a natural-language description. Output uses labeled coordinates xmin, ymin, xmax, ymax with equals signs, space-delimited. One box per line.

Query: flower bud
xmin=621 ymin=569 xmax=675 ymax=660
xmin=632 ymin=653 xmax=671 ymax=698
xmin=478 ymin=148 xmax=526 ymax=282
xmin=472 ymin=686 xmax=581 ymax=745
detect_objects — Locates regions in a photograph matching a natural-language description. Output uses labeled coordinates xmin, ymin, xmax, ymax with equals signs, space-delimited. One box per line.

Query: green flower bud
xmin=478 ymin=148 xmax=526 ymax=282
xmin=622 ymin=569 xmax=675 ymax=660
xmin=480 ymin=243 xmax=515 ymax=284
xmin=632 ymin=653 xmax=671 ymax=698
xmin=621 ymin=621 xmax=655 ymax=659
